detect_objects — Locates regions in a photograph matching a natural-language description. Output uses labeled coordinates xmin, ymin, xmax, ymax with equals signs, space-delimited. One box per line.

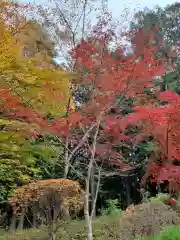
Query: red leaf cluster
xmin=125 ymin=91 xmax=180 ymax=161
xmin=49 ymin=28 xmax=168 ymax=169
xmin=0 ymin=88 xmax=49 ymax=138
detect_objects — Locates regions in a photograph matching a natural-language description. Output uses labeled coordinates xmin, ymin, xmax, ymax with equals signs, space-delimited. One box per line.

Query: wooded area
xmin=0 ymin=0 xmax=180 ymax=239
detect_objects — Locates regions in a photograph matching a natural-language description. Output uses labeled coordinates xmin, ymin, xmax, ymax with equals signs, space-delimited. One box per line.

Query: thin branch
xmin=90 ymin=165 xmax=101 ymax=219
xmin=52 ymin=0 xmax=76 ymax=46
xmin=67 ymin=122 xmax=97 ymax=164
xmin=81 ymin=0 xmax=88 ymax=41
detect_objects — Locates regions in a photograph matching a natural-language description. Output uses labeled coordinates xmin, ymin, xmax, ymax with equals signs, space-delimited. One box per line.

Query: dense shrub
xmin=118 ymin=201 xmax=180 ymax=240
xmin=8 ymin=179 xmax=85 ymax=216
xmin=101 ymin=199 xmax=122 ymax=216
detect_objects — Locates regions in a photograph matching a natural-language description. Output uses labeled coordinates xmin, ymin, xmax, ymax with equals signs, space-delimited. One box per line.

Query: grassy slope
xmin=0 ymin=214 xmax=121 ymax=240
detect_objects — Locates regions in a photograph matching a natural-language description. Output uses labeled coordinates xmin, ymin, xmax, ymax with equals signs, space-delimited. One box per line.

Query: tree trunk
xmin=9 ymin=214 xmax=16 ymax=232
xmin=126 ymin=178 xmax=131 ymax=206
xmin=49 ymin=225 xmax=57 ymax=240
xmin=64 ymin=137 xmax=69 ymax=178
xmin=60 ymin=205 xmax=70 ymax=220
xmin=64 ymin=96 xmax=71 ymax=178
xmin=63 ymin=208 xmax=70 ymax=220
xmin=49 ymin=208 xmax=58 ymax=240
xmin=51 ymin=232 xmax=56 ymax=240
xmin=17 ymin=207 xmax=25 ymax=230
xmin=84 ymin=120 xmax=100 ymax=240
xmin=90 ymin=163 xmax=96 ymax=217
xmin=32 ymin=207 xmax=37 ymax=228
xmin=84 ymin=191 xmax=93 ymax=240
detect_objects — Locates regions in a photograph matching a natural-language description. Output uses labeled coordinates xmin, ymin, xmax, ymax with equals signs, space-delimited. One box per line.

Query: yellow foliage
xmin=0 ymin=2 xmax=75 ymax=116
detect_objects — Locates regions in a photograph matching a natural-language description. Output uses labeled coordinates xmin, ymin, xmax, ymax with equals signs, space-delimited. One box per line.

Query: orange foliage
xmin=8 ymin=179 xmax=85 ymax=215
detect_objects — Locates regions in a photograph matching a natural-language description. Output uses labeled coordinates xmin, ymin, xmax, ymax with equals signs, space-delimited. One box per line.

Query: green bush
xmin=101 ymin=199 xmax=122 ymax=216
xmin=137 ymin=226 xmax=180 ymax=240
xmin=150 ymin=193 xmax=170 ymax=204
xmin=158 ymin=226 xmax=180 ymax=240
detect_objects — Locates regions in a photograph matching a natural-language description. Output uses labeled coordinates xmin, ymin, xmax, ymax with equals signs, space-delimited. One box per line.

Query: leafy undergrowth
xmin=137 ymin=226 xmax=180 ymax=240
xmin=0 ymin=201 xmax=180 ymax=240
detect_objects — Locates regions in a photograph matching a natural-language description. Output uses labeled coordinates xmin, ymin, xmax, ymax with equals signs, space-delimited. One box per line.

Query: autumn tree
xmin=0 ymin=0 xmax=74 ymax=203
xmin=32 ymin=0 xmax=115 ymax=179
xmin=130 ymin=3 xmax=180 ymax=92
xmin=43 ymin=18 xmax=170 ymax=238
xmin=128 ymin=4 xmax=180 ymax=194
xmin=124 ymin=90 xmax=180 ymax=194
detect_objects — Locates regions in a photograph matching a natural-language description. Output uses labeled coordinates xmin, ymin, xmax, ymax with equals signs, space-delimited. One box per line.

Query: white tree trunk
xmin=84 ymin=189 xmax=93 ymax=240
xmin=84 ymin=120 xmax=100 ymax=240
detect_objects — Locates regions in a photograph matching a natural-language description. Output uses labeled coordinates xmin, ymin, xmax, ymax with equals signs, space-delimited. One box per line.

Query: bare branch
xmin=81 ymin=0 xmax=88 ymax=40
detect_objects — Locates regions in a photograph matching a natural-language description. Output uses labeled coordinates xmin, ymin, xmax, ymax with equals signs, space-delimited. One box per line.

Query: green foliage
xmin=125 ymin=139 xmax=157 ymax=167
xmin=135 ymin=140 xmax=157 ymax=158
xmin=137 ymin=226 xmax=180 ymax=240
xmin=0 ymin=158 xmax=33 ymax=203
xmin=101 ymin=199 xmax=122 ymax=216
xmin=0 ymin=128 xmax=42 ymax=203
xmin=150 ymin=193 xmax=170 ymax=204
xmin=31 ymin=135 xmax=64 ymax=179
xmin=116 ymin=95 xmax=134 ymax=116
xmin=163 ymin=60 xmax=180 ymax=91
xmin=158 ymin=226 xmax=180 ymax=240
xmin=0 ymin=132 xmax=64 ymax=203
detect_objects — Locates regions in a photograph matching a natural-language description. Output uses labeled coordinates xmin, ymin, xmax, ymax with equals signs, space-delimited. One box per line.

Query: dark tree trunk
xmin=126 ymin=178 xmax=131 ymax=206
xmin=9 ymin=214 xmax=16 ymax=232
xmin=32 ymin=208 xmax=37 ymax=228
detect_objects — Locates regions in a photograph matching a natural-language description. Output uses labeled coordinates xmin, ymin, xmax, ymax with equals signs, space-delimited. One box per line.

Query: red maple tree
xmin=48 ymin=26 xmax=165 ymax=167
xmin=124 ymin=89 xmax=180 ymax=191
xmin=47 ymin=25 xmax=180 ymax=199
